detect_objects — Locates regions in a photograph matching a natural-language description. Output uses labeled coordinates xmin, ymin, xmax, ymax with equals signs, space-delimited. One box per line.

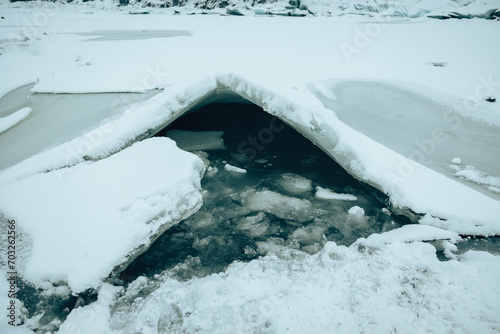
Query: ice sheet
xmin=311 ymin=80 xmax=500 ymax=200
xmin=0 ymin=138 xmax=205 ymax=292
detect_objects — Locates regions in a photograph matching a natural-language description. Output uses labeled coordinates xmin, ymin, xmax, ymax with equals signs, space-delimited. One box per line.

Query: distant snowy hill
xmin=6 ymin=0 xmax=500 ymax=19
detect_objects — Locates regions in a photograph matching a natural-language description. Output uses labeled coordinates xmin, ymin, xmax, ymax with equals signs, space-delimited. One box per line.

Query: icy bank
xmin=0 ymin=138 xmax=205 ymax=292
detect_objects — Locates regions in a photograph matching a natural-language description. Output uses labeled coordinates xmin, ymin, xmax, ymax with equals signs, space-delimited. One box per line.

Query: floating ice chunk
xmin=165 ymin=129 xmax=226 ymax=151
xmin=278 ymin=173 xmax=312 ymax=194
xmin=224 ymin=164 xmax=247 ymax=174
xmin=0 ymin=138 xmax=205 ymax=292
xmin=236 ymin=212 xmax=269 ymax=237
xmin=452 ymin=164 xmax=500 ymax=191
xmin=290 ymin=225 xmax=327 ymax=245
xmin=242 ymin=189 xmax=316 ymax=223
xmin=451 ymin=157 xmax=462 ymax=165
xmin=315 ymin=186 xmax=357 ymax=201
xmin=206 ymin=166 xmax=219 ymax=177
xmin=0 ymin=107 xmax=32 ymax=134
xmin=348 ymin=206 xmax=365 ymax=221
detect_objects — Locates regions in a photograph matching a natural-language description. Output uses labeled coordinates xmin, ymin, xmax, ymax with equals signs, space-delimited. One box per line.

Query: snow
xmin=55 ymin=240 xmax=500 ymax=334
xmin=165 ymin=129 xmax=226 ymax=151
xmin=224 ymin=163 xmax=247 ymax=174
xmin=1 ymin=4 xmax=500 ymax=332
xmin=451 ymin=157 xmax=462 ymax=165
xmin=315 ymin=186 xmax=357 ymax=201
xmin=0 ymin=138 xmax=205 ymax=292
xmin=0 ymin=10 xmax=498 ymax=235
xmin=0 ymin=107 xmax=32 ymax=134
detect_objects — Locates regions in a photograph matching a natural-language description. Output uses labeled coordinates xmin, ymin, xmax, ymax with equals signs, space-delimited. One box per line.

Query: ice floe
xmin=0 ymin=138 xmax=205 ymax=292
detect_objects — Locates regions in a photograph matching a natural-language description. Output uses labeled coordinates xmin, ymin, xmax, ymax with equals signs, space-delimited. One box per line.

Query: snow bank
xmin=59 ymin=240 xmax=500 ymax=334
xmin=0 ymin=138 xmax=205 ymax=292
xmin=0 ymin=107 xmax=32 ymax=134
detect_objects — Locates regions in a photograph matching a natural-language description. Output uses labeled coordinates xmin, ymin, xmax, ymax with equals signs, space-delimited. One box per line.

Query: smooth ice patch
xmin=166 ymin=129 xmax=226 ymax=151
xmin=312 ymin=80 xmax=500 ymax=201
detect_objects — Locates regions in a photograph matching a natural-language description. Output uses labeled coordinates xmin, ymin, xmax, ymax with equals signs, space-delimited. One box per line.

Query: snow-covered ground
xmin=1 ymin=1 xmax=500 ymax=333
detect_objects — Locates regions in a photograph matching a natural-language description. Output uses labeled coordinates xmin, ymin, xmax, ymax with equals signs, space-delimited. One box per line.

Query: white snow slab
xmin=0 ymin=107 xmax=32 ymax=134
xmin=0 ymin=138 xmax=205 ymax=292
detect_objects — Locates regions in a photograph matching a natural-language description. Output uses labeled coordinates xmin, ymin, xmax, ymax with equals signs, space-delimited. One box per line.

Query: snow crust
xmin=0 ymin=107 xmax=32 ymax=134
xmin=0 ymin=138 xmax=205 ymax=292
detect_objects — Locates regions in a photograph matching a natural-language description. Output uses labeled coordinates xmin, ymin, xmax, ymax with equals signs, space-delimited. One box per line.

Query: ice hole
xmin=120 ymin=102 xmax=405 ymax=282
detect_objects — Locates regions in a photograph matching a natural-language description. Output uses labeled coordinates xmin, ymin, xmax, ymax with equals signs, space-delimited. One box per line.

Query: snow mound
xmin=0 ymin=138 xmax=205 ymax=292
xmin=0 ymin=107 xmax=32 ymax=134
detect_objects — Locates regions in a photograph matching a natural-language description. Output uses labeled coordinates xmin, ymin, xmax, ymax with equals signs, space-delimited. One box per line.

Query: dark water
xmin=120 ymin=103 xmax=403 ymax=282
